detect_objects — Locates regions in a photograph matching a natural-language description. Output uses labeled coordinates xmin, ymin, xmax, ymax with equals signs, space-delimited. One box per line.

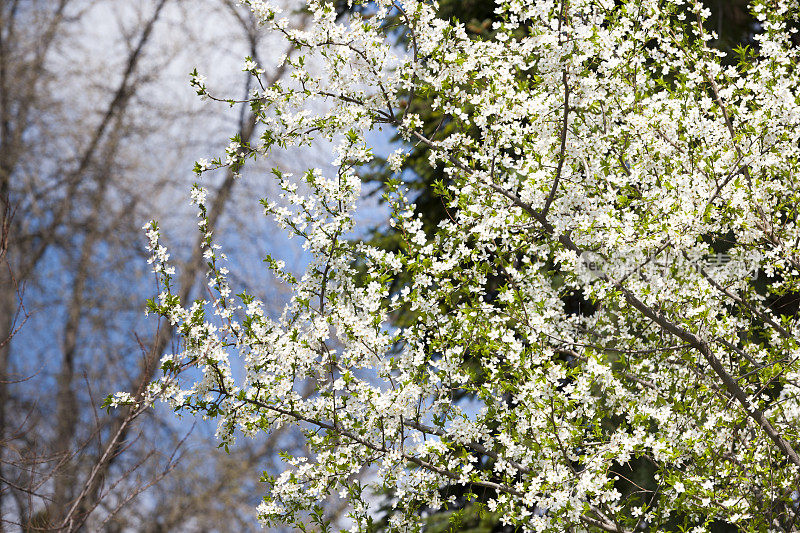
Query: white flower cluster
xmin=129 ymin=0 xmax=800 ymax=531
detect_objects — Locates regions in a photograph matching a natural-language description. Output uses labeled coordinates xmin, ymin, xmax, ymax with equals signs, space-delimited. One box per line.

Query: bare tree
xmin=0 ymin=0 xmax=178 ymax=528
xmin=0 ymin=0 xmax=333 ymax=530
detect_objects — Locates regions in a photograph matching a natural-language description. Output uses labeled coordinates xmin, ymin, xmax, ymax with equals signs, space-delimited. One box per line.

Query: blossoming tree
xmin=116 ymin=0 xmax=800 ymax=530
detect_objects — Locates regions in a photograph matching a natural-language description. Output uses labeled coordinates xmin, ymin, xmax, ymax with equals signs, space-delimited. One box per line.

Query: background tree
xmin=0 ymin=1 xmax=352 ymax=530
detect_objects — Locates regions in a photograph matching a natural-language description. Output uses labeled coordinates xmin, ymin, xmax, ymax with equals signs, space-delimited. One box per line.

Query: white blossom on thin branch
xmin=124 ymin=0 xmax=800 ymax=531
